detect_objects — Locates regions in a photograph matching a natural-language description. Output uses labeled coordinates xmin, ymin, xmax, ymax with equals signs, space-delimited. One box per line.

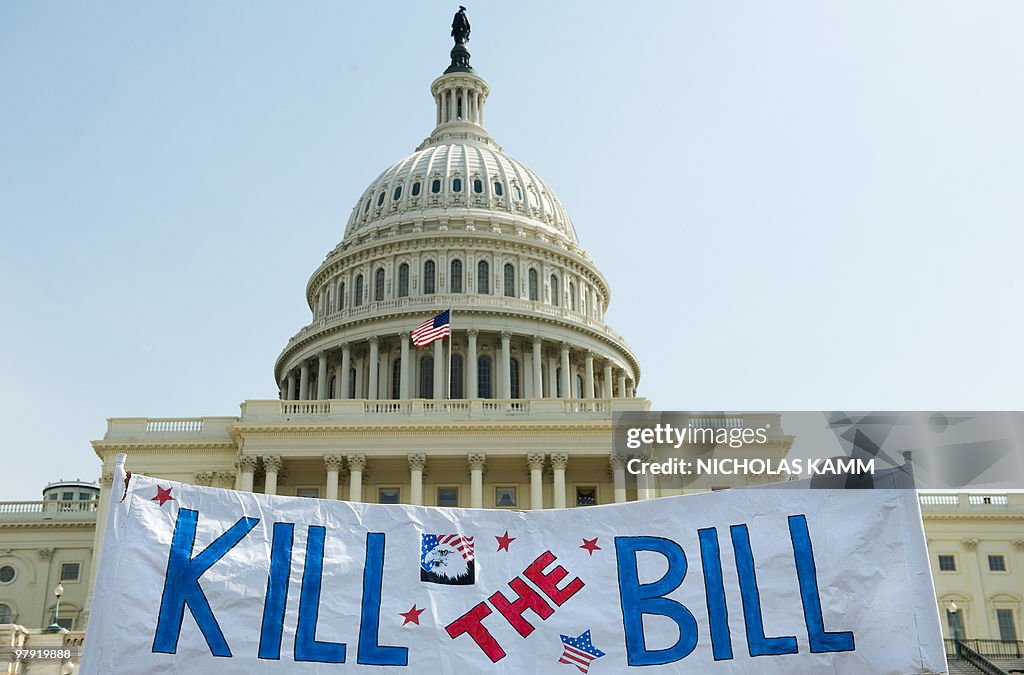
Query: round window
xmin=0 ymin=565 xmax=15 ymax=584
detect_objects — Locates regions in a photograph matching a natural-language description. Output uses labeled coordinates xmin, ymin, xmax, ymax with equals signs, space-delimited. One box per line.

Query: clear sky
xmin=1 ymin=2 xmax=1022 ymax=499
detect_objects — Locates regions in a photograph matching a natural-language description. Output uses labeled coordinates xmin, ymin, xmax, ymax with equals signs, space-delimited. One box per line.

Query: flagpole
xmin=447 ymin=307 xmax=453 ymax=400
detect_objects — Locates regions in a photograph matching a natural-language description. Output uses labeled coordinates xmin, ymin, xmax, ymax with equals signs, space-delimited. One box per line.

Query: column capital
xmin=551 ymin=452 xmax=569 ymax=470
xmin=38 ymin=547 xmax=55 ymax=561
xmin=500 ymin=330 xmax=512 ymax=340
xmin=100 ymin=471 xmax=115 ymax=487
xmin=262 ymin=455 xmax=282 ymax=472
xmin=609 ymin=454 xmax=627 ymax=470
xmin=319 ymin=350 xmax=329 ymax=361
xmin=1011 ymin=539 xmax=1024 ymax=551
xmin=467 ymin=328 xmax=479 ymax=338
xmin=961 ymin=537 xmax=979 ymax=550
xmin=238 ymin=455 xmax=259 ymax=472
xmin=341 ymin=342 xmax=352 ymax=353
xmin=560 ymin=342 xmax=571 ymax=353
xmin=584 ymin=350 xmax=594 ymax=360
xmin=526 ymin=452 xmax=546 ymax=471
xmin=299 ymin=361 xmax=311 ymax=371
xmin=400 ymin=331 xmax=410 ymax=340
xmin=368 ymin=335 xmax=379 ymax=345
xmin=468 ymin=452 xmax=487 ymax=471
xmin=408 ymin=453 xmax=427 ymax=471
xmin=347 ymin=453 xmax=367 ymax=472
xmin=324 ymin=454 xmax=344 ymax=471
xmin=532 ymin=335 xmax=543 ymax=346
xmin=194 ymin=472 xmax=215 ymax=486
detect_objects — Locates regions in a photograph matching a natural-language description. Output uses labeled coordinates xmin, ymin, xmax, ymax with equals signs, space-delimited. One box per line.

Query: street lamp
xmin=44 ymin=582 xmax=64 ymax=633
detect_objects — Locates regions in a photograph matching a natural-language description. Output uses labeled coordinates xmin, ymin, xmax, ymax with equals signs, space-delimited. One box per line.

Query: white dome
xmin=343 ymin=141 xmax=579 ymax=244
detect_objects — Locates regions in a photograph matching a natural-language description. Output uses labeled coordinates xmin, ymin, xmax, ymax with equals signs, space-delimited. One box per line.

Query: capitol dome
xmin=274 ymin=23 xmax=640 ymax=405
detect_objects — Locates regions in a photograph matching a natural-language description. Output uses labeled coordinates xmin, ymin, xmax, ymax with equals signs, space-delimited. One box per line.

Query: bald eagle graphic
xmin=420 ymin=533 xmax=475 ymax=585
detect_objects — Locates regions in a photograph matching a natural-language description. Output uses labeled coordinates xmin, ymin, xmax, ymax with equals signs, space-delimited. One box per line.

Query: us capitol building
xmin=0 ymin=10 xmax=1020 ymax=673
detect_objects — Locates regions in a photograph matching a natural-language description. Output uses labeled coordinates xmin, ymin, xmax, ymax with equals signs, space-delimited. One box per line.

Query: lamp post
xmin=45 ymin=582 xmax=64 ymax=633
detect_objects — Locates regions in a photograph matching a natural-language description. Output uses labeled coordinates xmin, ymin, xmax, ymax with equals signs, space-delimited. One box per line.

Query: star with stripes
xmin=151 ymin=486 xmax=175 ymax=506
xmin=495 ymin=530 xmax=515 ymax=552
xmin=579 ymin=537 xmax=601 ymax=556
xmin=558 ymin=629 xmax=605 ymax=673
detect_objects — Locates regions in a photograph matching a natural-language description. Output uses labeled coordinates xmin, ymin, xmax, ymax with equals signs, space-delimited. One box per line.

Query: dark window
xmin=79 ymin=492 xmax=90 ymax=501
xmin=510 ymin=358 xmax=521 ymax=399
xmin=423 ymin=260 xmax=436 ymax=295
xmin=450 ymin=259 xmax=463 ymax=293
xmin=997 ymin=608 xmax=1018 ymax=641
xmin=938 ymin=555 xmax=956 ymax=571
xmin=576 ymin=374 xmax=584 ymax=399
xmin=348 ymin=369 xmax=357 ymax=398
xmin=0 ymin=604 xmax=11 ymax=624
xmin=419 ymin=357 xmax=434 ymax=398
xmin=503 ymin=263 xmax=516 ymax=297
xmin=496 ymin=487 xmax=516 ymax=507
xmin=329 ymin=376 xmax=336 ymax=398
xmin=477 ymin=260 xmax=490 ymax=294
xmin=576 ymin=487 xmax=597 ymax=506
xmin=556 ymin=367 xmax=562 ymax=398
xmin=412 ymin=181 xmax=421 ymax=196
xmin=946 ymin=609 xmax=965 ymax=638
xmin=391 ymin=359 xmax=402 ymax=399
xmin=56 ymin=618 xmax=73 ymax=631
xmin=398 ymin=263 xmax=410 ymax=297
xmin=528 ymin=268 xmax=538 ymax=301
xmin=550 ymin=275 xmax=559 ymax=306
xmin=296 ymin=488 xmax=318 ymax=498
xmin=494 ymin=181 xmax=504 ymax=197
xmin=473 ymin=179 xmax=483 ymax=193
xmin=354 ymin=274 xmax=364 ymax=306
xmin=988 ymin=555 xmax=1007 ymax=571
xmin=451 ymin=354 xmax=464 ymax=398
xmin=377 ymin=191 xmax=386 ymax=206
xmin=478 ymin=356 xmax=492 ymax=398
xmin=437 ymin=487 xmax=459 ymax=507
xmin=63 ymin=491 xmax=74 ymax=501
xmin=364 ymin=198 xmax=371 ymax=214
xmin=452 ymin=178 xmax=462 ymax=193
xmin=60 ymin=562 xmax=81 ymax=581
xmin=569 ymin=282 xmax=576 ymax=310
xmin=0 ymin=566 xmax=15 ymax=583
xmin=338 ymin=282 xmax=346 ymax=310
xmin=378 ymin=488 xmax=400 ymax=504
xmin=431 ymin=179 xmax=442 ymax=194
xmin=393 ymin=185 xmax=402 ymax=200
xmin=374 ymin=268 xmax=385 ymax=301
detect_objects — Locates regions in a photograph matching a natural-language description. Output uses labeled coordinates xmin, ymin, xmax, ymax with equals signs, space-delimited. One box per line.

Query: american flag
xmin=411 ymin=309 xmax=451 ymax=347
xmin=559 ymin=630 xmax=605 ymax=673
xmin=421 ymin=533 xmax=475 ymax=561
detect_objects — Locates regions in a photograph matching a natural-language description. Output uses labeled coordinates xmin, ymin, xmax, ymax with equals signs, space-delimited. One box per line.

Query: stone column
xmin=628 ymin=381 xmax=635 ymax=398
xmin=617 ymin=372 xmax=627 ymax=399
xmin=333 ymin=362 xmax=344 ymax=399
xmin=263 ymin=456 xmax=281 ymax=495
xmin=316 ymin=352 xmax=329 ymax=399
xmin=500 ymin=331 xmax=512 ymax=399
xmin=532 ymin=336 xmax=543 ymax=398
xmin=368 ymin=337 xmax=380 ymax=400
xmin=347 ymin=454 xmax=365 ymax=502
xmin=468 ymin=453 xmax=486 ymax=508
xmin=551 ymin=453 xmax=568 ymax=508
xmin=408 ymin=453 xmax=426 ymax=505
xmin=560 ymin=343 xmax=571 ymax=399
xmin=610 ymin=455 xmax=627 ymax=503
xmin=584 ymin=350 xmax=595 ymax=399
xmin=324 ymin=454 xmax=343 ymax=500
xmin=547 ymin=352 xmax=558 ymax=398
xmin=286 ymin=373 xmax=296 ymax=401
xmin=603 ymin=361 xmax=613 ymax=399
xmin=238 ymin=455 xmax=258 ymax=493
xmin=433 ymin=338 xmax=444 ymax=399
xmin=467 ymin=329 xmax=478 ymax=398
xmin=299 ymin=362 xmax=310 ymax=401
xmin=340 ymin=344 xmax=352 ymax=399
xmin=399 ymin=332 xmax=410 ymax=399
xmin=527 ymin=453 xmax=545 ymax=510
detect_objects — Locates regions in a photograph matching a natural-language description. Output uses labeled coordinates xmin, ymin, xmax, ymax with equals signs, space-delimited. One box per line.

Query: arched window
xmin=412 ymin=181 xmax=421 ymax=196
xmin=473 ymin=179 xmax=483 ymax=193
xmin=398 ymin=263 xmax=410 ymax=297
xmin=452 ymin=178 xmax=462 ymax=193
xmin=569 ymin=282 xmax=576 ymax=311
xmin=393 ymin=185 xmax=402 ymax=200
xmin=550 ymin=275 xmax=559 ymax=306
xmin=450 ymin=259 xmax=463 ymax=293
xmin=348 ymin=368 xmax=357 ymax=399
xmin=493 ymin=181 xmax=504 ymax=197
xmin=431 ymin=179 xmax=442 ymax=194
xmin=364 ymin=198 xmax=371 ymax=214
xmin=354 ymin=274 xmax=364 ymax=307
xmin=419 ymin=357 xmax=434 ymax=398
xmin=423 ymin=260 xmax=436 ymax=295
xmin=374 ymin=268 xmax=385 ymax=302
xmin=391 ymin=359 xmax=402 ymax=399
xmin=576 ymin=374 xmax=584 ymax=399
xmin=556 ymin=367 xmax=562 ymax=398
xmin=0 ymin=603 xmax=11 ymax=624
xmin=528 ymin=268 xmax=538 ymax=301
xmin=503 ymin=263 xmax=516 ymax=297
xmin=477 ymin=356 xmax=492 ymax=398
xmin=513 ymin=184 xmax=523 ymax=201
xmin=450 ymin=354 xmax=464 ymax=399
xmin=377 ymin=191 xmax=386 ymax=206
xmin=510 ymin=358 xmax=521 ymax=399
xmin=338 ymin=281 xmax=345 ymax=310
xmin=477 ymin=260 xmax=490 ymax=294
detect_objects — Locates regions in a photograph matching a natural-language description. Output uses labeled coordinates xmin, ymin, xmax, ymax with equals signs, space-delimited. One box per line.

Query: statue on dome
xmin=452 ymin=6 xmax=471 ymax=44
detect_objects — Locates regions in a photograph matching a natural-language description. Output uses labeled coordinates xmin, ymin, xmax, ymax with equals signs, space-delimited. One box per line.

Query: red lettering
xmin=445 ymin=602 xmax=506 ymax=662
xmin=523 ymin=550 xmax=584 ymax=606
xmin=489 ymin=577 xmax=554 ymax=637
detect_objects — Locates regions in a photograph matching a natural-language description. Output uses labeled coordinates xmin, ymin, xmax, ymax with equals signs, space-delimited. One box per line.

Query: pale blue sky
xmin=1 ymin=2 xmax=1022 ymax=499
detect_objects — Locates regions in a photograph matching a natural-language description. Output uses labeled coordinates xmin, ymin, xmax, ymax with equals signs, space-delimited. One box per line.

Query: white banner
xmin=82 ymin=463 xmax=946 ymax=674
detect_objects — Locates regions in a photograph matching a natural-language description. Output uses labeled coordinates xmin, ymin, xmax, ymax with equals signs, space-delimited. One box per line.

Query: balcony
xmin=919 ymin=493 xmax=1024 ymax=513
xmin=0 ymin=500 xmax=98 ymax=523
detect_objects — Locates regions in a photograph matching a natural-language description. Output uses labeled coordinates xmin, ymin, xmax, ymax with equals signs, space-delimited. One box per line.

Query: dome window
xmin=377 ymin=191 xmax=386 ymax=207
xmin=493 ymin=182 xmax=504 ymax=197
xmin=431 ymin=179 xmax=442 ymax=194
xmin=423 ymin=260 xmax=437 ymax=295
xmin=450 ymin=259 xmax=463 ymax=293
xmin=473 ymin=179 xmax=483 ymax=194
xmin=393 ymin=185 xmax=402 ymax=200
xmin=363 ymin=198 xmax=371 ymax=214
xmin=374 ymin=268 xmax=385 ymax=302
xmin=528 ymin=268 xmax=538 ymax=301
xmin=354 ymin=274 xmax=364 ymax=307
xmin=513 ymin=185 xmax=523 ymax=201
xmin=452 ymin=178 xmax=462 ymax=193
xmin=477 ymin=356 xmax=492 ymax=398
xmin=503 ymin=263 xmax=516 ymax=297
xmin=550 ymin=275 xmax=559 ymax=306
xmin=398 ymin=263 xmax=410 ymax=297
xmin=419 ymin=356 xmax=434 ymax=398
xmin=412 ymin=181 xmax=422 ymax=196
xmin=477 ymin=260 xmax=490 ymax=295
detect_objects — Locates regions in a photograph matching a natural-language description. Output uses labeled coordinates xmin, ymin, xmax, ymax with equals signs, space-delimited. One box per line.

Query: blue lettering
xmin=357 ymin=533 xmax=408 ymax=665
xmin=698 ymin=528 xmax=733 ymax=661
xmin=730 ymin=524 xmax=798 ymax=657
xmin=258 ymin=522 xmax=294 ymax=660
xmin=294 ymin=526 xmax=346 ymax=663
xmin=788 ymin=515 xmax=855 ymax=653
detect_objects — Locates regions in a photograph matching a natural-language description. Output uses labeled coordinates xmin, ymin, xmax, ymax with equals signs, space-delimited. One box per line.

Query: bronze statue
xmin=452 ymin=6 xmax=471 ymax=44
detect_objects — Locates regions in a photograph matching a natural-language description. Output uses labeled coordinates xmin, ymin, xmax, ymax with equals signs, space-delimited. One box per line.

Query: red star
xmin=580 ymin=537 xmax=601 ymax=556
xmin=400 ymin=605 xmax=425 ymax=626
xmin=151 ymin=486 xmax=175 ymax=506
xmin=495 ymin=530 xmax=516 ymax=552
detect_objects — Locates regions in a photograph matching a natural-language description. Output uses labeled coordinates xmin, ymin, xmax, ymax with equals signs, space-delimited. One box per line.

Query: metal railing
xmin=946 ymin=638 xmax=1024 ymax=659
xmin=0 ymin=500 xmax=97 ymax=515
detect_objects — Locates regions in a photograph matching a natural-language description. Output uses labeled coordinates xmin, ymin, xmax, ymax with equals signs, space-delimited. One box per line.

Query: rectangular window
xmin=56 ymin=617 xmax=74 ymax=630
xmin=495 ymin=487 xmax=517 ymax=508
xmin=938 ymin=554 xmax=957 ymax=572
xmin=997 ymin=608 xmax=1018 ymax=641
xmin=576 ymin=486 xmax=597 ymax=506
xmin=988 ymin=554 xmax=1007 ymax=571
xmin=295 ymin=488 xmax=318 ymax=499
xmin=60 ymin=562 xmax=81 ymax=582
xmin=378 ymin=488 xmax=400 ymax=504
xmin=437 ymin=487 xmax=459 ymax=508
xmin=62 ymin=492 xmax=74 ymax=501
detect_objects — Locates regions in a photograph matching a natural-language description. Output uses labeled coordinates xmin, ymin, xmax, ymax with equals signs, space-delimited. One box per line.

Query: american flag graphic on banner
xmin=420 ymin=533 xmax=475 ymax=585
xmin=410 ymin=309 xmax=451 ymax=347
xmin=558 ymin=630 xmax=606 ymax=673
